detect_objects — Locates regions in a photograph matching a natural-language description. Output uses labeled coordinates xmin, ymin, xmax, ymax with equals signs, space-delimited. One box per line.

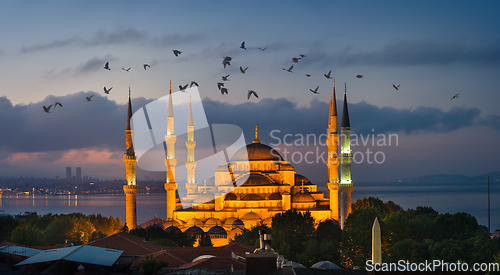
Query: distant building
xmin=76 ymin=167 xmax=82 ymax=180
xmin=66 ymin=167 xmax=71 ymax=179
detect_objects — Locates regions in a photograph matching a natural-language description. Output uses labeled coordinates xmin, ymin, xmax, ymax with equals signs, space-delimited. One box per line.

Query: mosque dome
xmin=242 ymin=194 xmax=264 ymax=200
xmin=194 ymin=191 xmax=215 ymax=204
xmin=268 ymin=193 xmax=282 ymax=200
xmin=163 ymin=220 xmax=182 ymax=228
xmin=186 ymin=226 xmax=205 ymax=235
xmin=292 ymin=190 xmax=316 ymax=203
xmin=204 ymin=218 xmax=219 ymax=228
xmin=165 ymin=225 xmax=182 ymax=233
xmin=216 ymin=164 xmax=229 ymax=172
xmin=231 ymin=142 xmax=283 ymax=161
xmin=237 ymin=173 xmax=275 ymax=186
xmin=223 ymin=217 xmax=236 ymax=227
xmin=225 ymin=193 xmax=237 ymax=200
xmin=232 ymin=219 xmax=245 ymax=229
xmin=146 ymin=223 xmax=166 ymax=230
xmin=295 ymin=174 xmax=312 ymax=186
xmin=207 ymin=226 xmax=227 ymax=237
xmin=242 ymin=212 xmax=261 ymax=222
xmin=185 ymin=218 xmax=203 ymax=227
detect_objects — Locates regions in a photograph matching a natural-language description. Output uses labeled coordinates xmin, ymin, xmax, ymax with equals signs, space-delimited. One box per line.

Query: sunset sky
xmin=0 ymin=1 xmax=499 ymax=184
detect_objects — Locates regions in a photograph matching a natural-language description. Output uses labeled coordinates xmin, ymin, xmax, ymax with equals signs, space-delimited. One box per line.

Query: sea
xmin=1 ymin=181 xmax=498 ymax=231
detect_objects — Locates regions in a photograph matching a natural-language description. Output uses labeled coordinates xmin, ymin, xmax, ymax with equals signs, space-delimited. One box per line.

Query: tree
xmin=122 ymin=223 xmax=129 ymax=233
xmin=271 ymin=210 xmax=315 ymax=262
xmin=198 ymin=234 xmax=213 ymax=247
xmin=69 ymin=217 xmax=96 ymax=244
xmin=44 ymin=216 xmax=73 ymax=245
xmin=230 ymin=224 xmax=269 ymax=247
xmin=88 ymin=230 xmax=107 ymax=242
xmin=10 ymin=225 xmax=46 ymax=246
xmin=341 ymin=207 xmax=380 ymax=268
xmin=0 ymin=216 xmax=20 ymax=242
xmin=139 ymin=254 xmax=168 ymax=275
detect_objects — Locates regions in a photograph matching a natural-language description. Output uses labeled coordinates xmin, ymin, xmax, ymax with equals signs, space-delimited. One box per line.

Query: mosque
xmin=123 ymin=80 xmax=353 ymax=246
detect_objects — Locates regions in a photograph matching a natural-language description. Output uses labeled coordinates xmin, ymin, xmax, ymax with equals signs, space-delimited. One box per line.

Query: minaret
xmin=123 ymin=88 xmax=138 ymax=230
xmin=340 ymin=83 xmax=353 ymax=228
xmin=326 ymin=80 xmax=340 ymax=221
xmin=165 ymin=81 xmax=178 ymax=220
xmin=185 ymin=95 xmax=197 ymax=196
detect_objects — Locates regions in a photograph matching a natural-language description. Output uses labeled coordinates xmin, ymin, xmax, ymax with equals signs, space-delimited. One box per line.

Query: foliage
xmin=44 ymin=216 xmax=73 ymax=245
xmin=86 ymin=214 xmax=122 ymax=236
xmin=88 ymin=230 xmax=107 ymax=242
xmin=198 ymin=234 xmax=213 ymax=247
xmin=0 ymin=216 xmax=20 ymax=242
xmin=139 ymin=254 xmax=168 ymax=275
xmin=69 ymin=217 xmax=96 ymax=244
xmin=271 ymin=209 xmax=315 ymax=262
xmin=10 ymin=225 xmax=46 ymax=246
xmin=230 ymin=224 xmax=269 ymax=247
xmin=129 ymin=227 xmax=195 ymax=247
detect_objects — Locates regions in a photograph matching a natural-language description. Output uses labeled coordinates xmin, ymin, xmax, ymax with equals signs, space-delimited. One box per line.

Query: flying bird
xmin=324 ymin=70 xmax=332 ymax=79
xmin=104 ymin=62 xmax=110 ymax=70
xmin=173 ymin=50 xmax=182 ymax=57
xmin=240 ymin=41 xmax=246 ymax=50
xmin=103 ymin=86 xmax=112 ymax=94
xmin=299 ymin=54 xmax=306 ymax=58
xmin=393 ymin=84 xmax=400 ymax=90
xmin=283 ymin=65 xmax=294 ymax=73
xmin=220 ymin=87 xmax=228 ymax=95
xmin=179 ymin=84 xmax=188 ymax=91
xmin=306 ymin=74 xmax=311 ymax=77
xmin=292 ymin=57 xmax=301 ymax=63
xmin=54 ymin=102 xmax=63 ymax=108
xmin=356 ymin=74 xmax=363 ymax=78
xmin=190 ymin=81 xmax=199 ymax=88
xmin=247 ymin=90 xmax=258 ymax=100
xmin=221 ymin=74 xmax=230 ymax=81
xmin=310 ymin=86 xmax=319 ymax=94
xmin=143 ymin=64 xmax=150 ymax=70
xmin=451 ymin=94 xmax=459 ymax=100
xmin=240 ymin=66 xmax=249 ymax=74
xmin=43 ymin=105 xmax=52 ymax=113
xmin=258 ymin=47 xmax=267 ymax=51
xmin=86 ymin=95 xmax=94 ymax=101
xmin=122 ymin=67 xmax=131 ymax=71
xmin=222 ymin=56 xmax=232 ymax=68
xmin=217 ymin=82 xmax=225 ymax=90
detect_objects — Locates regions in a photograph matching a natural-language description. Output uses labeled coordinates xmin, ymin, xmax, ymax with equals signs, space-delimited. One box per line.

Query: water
xmin=1 ymin=181 xmax=498 ymax=231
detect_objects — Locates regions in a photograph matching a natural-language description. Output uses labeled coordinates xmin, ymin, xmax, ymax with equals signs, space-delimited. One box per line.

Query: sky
xmin=0 ymin=0 xmax=499 ymax=187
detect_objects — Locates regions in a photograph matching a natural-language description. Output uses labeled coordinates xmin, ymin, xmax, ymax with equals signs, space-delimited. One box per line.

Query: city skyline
xmin=0 ymin=1 xmax=499 ymax=184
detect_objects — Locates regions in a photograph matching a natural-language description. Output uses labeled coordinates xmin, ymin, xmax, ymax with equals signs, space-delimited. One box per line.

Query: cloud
xmin=303 ymin=39 xmax=500 ymax=67
xmin=20 ymin=27 xmax=207 ymax=53
xmin=75 ymin=55 xmax=118 ymax=73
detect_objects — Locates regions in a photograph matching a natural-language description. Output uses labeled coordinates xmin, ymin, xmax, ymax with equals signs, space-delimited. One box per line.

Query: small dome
xmin=163 ymin=220 xmax=182 ymax=228
xmin=193 ymin=191 xmax=215 ymax=204
xmin=231 ymin=143 xmax=283 ymax=161
xmin=185 ymin=218 xmax=203 ymax=227
xmin=225 ymin=193 xmax=237 ymax=200
xmin=242 ymin=194 xmax=264 ymax=200
xmin=228 ymin=227 xmax=243 ymax=239
xmin=292 ymin=190 xmax=316 ymax=203
xmin=311 ymin=261 xmax=341 ymax=270
xmin=242 ymin=212 xmax=261 ymax=221
xmin=279 ymin=163 xmax=295 ymax=171
xmin=263 ymin=217 xmax=273 ymax=227
xmin=165 ymin=226 xmax=182 ymax=233
xmin=232 ymin=219 xmax=245 ymax=229
xmin=295 ymin=174 xmax=312 ymax=186
xmin=186 ymin=226 xmax=205 ymax=235
xmin=224 ymin=217 xmax=237 ymax=227
xmin=146 ymin=223 xmax=166 ymax=230
xmin=268 ymin=193 xmax=282 ymax=200
xmin=204 ymin=218 xmax=219 ymax=227
xmin=207 ymin=225 xmax=227 ymax=236
xmin=237 ymin=173 xmax=275 ymax=186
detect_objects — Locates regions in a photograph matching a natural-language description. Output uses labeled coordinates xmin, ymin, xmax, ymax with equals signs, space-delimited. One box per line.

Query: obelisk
xmin=372 ymin=217 xmax=381 ymax=264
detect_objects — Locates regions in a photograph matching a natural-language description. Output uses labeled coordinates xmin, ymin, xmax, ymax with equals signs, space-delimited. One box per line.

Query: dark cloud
xmin=20 ymin=27 xmax=207 ymax=53
xmin=75 ymin=55 xmax=118 ymax=74
xmin=21 ymin=37 xmax=79 ymax=53
xmin=303 ymin=39 xmax=500 ymax=67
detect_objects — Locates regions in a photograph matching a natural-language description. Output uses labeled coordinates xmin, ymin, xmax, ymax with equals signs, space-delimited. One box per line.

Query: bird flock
xmin=43 ymin=42 xmax=461 ymax=113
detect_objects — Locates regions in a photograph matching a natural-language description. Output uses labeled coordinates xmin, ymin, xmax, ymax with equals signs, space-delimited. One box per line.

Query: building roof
xmin=165 ymin=225 xmax=182 ymax=233
xmin=186 ymin=226 xmax=205 ymax=235
xmin=242 ymin=212 xmax=261 ymax=221
xmin=341 ymin=88 xmax=350 ymax=128
xmin=225 ymin=193 xmax=237 ymax=200
xmin=293 ymin=191 xmax=316 ymax=203
xmin=15 ymin=245 xmax=123 ymax=267
xmin=194 ymin=191 xmax=215 ymax=204
xmin=87 ymin=232 xmax=167 ymax=256
xmin=237 ymin=173 xmax=275 ymax=186
xmin=242 ymin=194 xmax=264 ymax=200
xmin=268 ymin=193 xmax=282 ymax=200
xmin=207 ymin=226 xmax=227 ymax=236
xmin=295 ymin=174 xmax=312 ymax=186
xmin=231 ymin=142 xmax=283 ymax=161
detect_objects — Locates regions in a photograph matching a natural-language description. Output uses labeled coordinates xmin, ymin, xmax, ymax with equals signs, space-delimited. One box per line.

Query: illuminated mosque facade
xmin=123 ymin=81 xmax=353 ymax=246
